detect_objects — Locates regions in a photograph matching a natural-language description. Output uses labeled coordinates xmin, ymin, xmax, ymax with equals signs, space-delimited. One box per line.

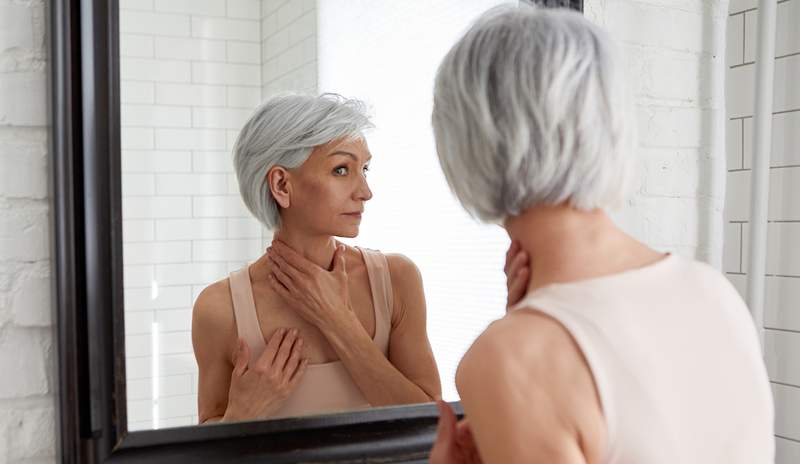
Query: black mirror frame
xmin=49 ymin=0 xmax=582 ymax=462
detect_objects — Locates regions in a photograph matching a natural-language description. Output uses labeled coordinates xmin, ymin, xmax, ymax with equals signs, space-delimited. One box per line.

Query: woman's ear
xmin=267 ymin=166 xmax=291 ymax=209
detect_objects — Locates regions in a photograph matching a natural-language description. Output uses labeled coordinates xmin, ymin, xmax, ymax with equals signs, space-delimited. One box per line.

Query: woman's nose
xmin=356 ymin=176 xmax=373 ymax=201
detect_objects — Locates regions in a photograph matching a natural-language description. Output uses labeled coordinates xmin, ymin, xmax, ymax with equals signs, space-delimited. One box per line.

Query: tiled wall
xmin=724 ymin=0 xmax=800 ymax=461
xmin=119 ymin=0 xmax=316 ymax=430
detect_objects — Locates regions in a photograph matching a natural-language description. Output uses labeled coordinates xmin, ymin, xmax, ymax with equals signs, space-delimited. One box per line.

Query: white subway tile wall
xmin=120 ymin=0 xmax=316 ymax=431
xmin=724 ymin=0 xmax=800 ymax=460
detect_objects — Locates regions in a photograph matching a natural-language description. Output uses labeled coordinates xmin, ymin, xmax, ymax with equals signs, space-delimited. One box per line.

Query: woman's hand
xmin=504 ymin=240 xmax=530 ymax=311
xmin=223 ymin=329 xmax=308 ymax=422
xmin=429 ymin=400 xmax=483 ymax=464
xmin=266 ymin=241 xmax=354 ymax=334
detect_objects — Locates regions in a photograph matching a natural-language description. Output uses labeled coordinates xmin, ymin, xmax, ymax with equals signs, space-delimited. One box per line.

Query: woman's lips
xmin=343 ymin=212 xmax=362 ymax=219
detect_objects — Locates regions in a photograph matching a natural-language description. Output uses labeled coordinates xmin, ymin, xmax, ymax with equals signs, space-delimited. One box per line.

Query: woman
xmin=429 ymin=5 xmax=773 ymax=463
xmin=191 ymin=94 xmax=442 ymax=423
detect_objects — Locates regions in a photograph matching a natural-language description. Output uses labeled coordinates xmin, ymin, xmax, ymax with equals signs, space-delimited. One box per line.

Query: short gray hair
xmin=431 ymin=5 xmax=634 ymax=224
xmin=233 ymin=93 xmax=373 ymax=230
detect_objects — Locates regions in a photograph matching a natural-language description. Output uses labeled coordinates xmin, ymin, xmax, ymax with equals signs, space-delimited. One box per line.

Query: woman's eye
xmin=363 ymin=165 xmax=370 ymax=175
xmin=334 ymin=166 xmax=348 ymax=176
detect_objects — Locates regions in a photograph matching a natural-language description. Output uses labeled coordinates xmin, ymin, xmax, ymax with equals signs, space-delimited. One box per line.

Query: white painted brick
xmin=777 ymin=436 xmax=800 ymax=464
xmin=121 ymin=81 xmax=155 ymax=104
xmin=605 ymin=1 xmax=707 ymax=53
xmin=192 ymin=107 xmax=252 ymax=129
xmin=125 ymin=310 xmax=154 ymax=335
xmin=154 ymin=0 xmax=225 ymax=16
xmin=772 ymin=383 xmax=800 ymax=442
xmin=227 ymin=218 xmax=264 ymax=239
xmin=626 ymin=45 xmax=706 ymax=103
xmin=192 ymin=239 xmax=262 ymax=261
xmin=0 ymin=138 xmax=47 ymax=199
xmin=155 ymin=83 xmax=226 ymax=107
xmin=122 ymin=173 xmax=156 ymax=196
xmin=0 ymin=2 xmax=34 ymax=51
xmin=755 ymin=111 xmax=800 ymax=168
xmin=638 ymin=148 xmax=712 ymax=197
xmin=124 ymin=264 xmax=155 ymax=288
xmin=192 ymin=195 xmax=251 ymax=217
xmin=121 ymin=58 xmax=191 ymax=83
xmin=123 ymin=196 xmax=192 ymax=219
xmin=125 ymin=285 xmax=192 ymax=311
xmin=766 ymin=223 xmax=800 ymax=276
xmin=765 ymin=329 xmax=800 ymax=386
xmin=125 ymin=356 xmax=151 ymax=380
xmin=192 ymin=151 xmax=234 ymax=172
xmin=120 ymin=34 xmax=154 ymax=58
xmin=127 ymin=398 xmax=153 ymax=422
xmin=159 ymin=394 xmax=196 ymax=419
xmin=261 ymin=12 xmax=279 ymax=40
xmin=263 ymin=28 xmax=289 ymax=60
xmin=192 ymin=62 xmax=261 ymax=86
xmin=122 ymin=127 xmax=155 ymax=150
xmin=726 ymin=118 xmax=743 ymax=170
xmin=726 ymin=63 xmax=754 ymax=118
xmin=154 ymin=37 xmax=226 ymax=62
xmin=159 ymin=353 xmax=197 ymax=376
xmin=160 ymin=415 xmax=195 ymax=428
xmin=123 ymin=219 xmax=155 ymax=242
xmin=637 ymin=106 xmax=707 ymax=148
xmin=0 ymin=329 xmax=48 ymax=398
xmin=723 ymin=222 xmax=742 ymax=273
xmin=7 ymin=405 xmax=55 ymax=461
xmin=121 ymin=0 xmax=154 ymax=10
xmin=122 ymin=150 xmax=192 ymax=173
xmin=287 ymin=11 xmax=315 ymax=45
xmin=159 ymin=373 xmax=193 ymax=397
xmin=120 ymin=11 xmax=191 ymax=36
xmin=154 ymin=218 xmax=227 ymax=241
xmin=126 ymin=378 xmax=152 ymax=400
xmin=155 ymin=309 xmax=193 ymax=332
xmin=124 ymin=241 xmax=192 ymax=265
xmin=726 ymin=14 xmax=744 ymax=67
xmin=730 ymin=0 xmax=756 ymax=15
xmin=765 ymin=276 xmax=800 ymax=332
xmin=155 ymin=173 xmax=228 ymax=195
xmin=0 ymin=72 xmax=47 ymax=126
xmin=745 ymin=2 xmax=800 ymax=63
xmin=227 ymin=41 xmax=261 ymax=64
xmin=159 ymin=331 xmax=192 ymax=354
xmin=726 ymin=272 xmax=747 ymax=299
xmin=774 ymin=54 xmax=800 ymax=113
xmin=155 ymin=128 xmax=226 ymax=150
xmin=227 ymin=0 xmax=260 ymax=19
xmin=122 ymin=105 xmax=192 ymax=128
xmin=226 ymin=130 xmax=241 ymax=151
xmin=262 ymin=56 xmax=280 ymax=82
xmin=0 ymin=207 xmax=49 ymax=261
xmin=277 ymin=0 xmax=304 ymax=26
xmin=724 ymin=167 xmax=800 ymax=221
xmin=227 ymin=173 xmax=241 ymax=194
xmin=262 ymin=0 xmax=284 ymax=16
xmin=192 ymin=17 xmax=260 ymax=41
xmin=227 ymin=86 xmax=261 ymax=108
xmin=126 ymin=333 xmax=152 ymax=357
xmin=12 ymin=275 xmax=51 ymax=327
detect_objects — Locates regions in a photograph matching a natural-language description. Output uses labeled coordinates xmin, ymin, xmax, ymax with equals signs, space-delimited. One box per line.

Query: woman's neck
xmin=271 ymin=225 xmax=339 ymax=271
xmin=504 ymin=204 xmax=661 ymax=293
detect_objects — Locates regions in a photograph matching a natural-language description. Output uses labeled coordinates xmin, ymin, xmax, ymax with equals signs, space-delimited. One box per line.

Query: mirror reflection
xmin=121 ymin=0 xmax=515 ymax=430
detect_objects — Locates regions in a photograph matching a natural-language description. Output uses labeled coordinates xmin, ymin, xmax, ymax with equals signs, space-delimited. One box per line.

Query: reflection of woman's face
xmin=282 ymin=137 xmax=373 ymax=238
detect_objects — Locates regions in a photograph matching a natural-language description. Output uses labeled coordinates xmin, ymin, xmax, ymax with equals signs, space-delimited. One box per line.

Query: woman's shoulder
xmin=192 ymin=276 xmax=237 ymax=354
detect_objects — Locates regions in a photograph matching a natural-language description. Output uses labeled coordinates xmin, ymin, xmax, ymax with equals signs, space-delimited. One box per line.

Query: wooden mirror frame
xmin=49 ymin=0 xmax=583 ymax=462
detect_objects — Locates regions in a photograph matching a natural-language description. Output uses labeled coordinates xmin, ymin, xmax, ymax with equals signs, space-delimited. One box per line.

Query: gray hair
xmin=233 ymin=93 xmax=373 ymax=230
xmin=431 ymin=5 xmax=634 ymax=224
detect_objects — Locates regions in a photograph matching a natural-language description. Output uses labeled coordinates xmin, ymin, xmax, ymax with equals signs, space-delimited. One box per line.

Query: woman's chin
xmin=336 ymin=226 xmax=360 ymax=238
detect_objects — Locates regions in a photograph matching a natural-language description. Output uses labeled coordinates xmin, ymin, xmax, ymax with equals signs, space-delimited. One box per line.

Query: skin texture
xmin=192 ymin=137 xmax=441 ymax=424
xmin=430 ymin=204 xmax=667 ymax=463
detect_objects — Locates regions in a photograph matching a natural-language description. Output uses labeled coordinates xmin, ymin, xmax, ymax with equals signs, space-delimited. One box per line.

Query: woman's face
xmin=279 ymin=137 xmax=373 ymax=238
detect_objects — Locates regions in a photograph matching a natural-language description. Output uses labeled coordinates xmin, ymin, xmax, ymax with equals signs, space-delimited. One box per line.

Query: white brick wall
xmin=119 ymin=0 xmax=269 ymax=430
xmin=0 ymin=0 xmax=58 ymax=461
xmin=261 ymin=0 xmax=317 ymax=96
xmin=724 ymin=0 xmax=800 ymax=461
xmin=585 ymin=0 xmax=729 ymax=266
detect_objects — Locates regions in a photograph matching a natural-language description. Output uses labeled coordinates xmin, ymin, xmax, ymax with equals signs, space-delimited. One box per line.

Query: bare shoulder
xmin=191 ymin=277 xmax=237 ymax=363
xmin=383 ymin=253 xmax=425 ymax=326
xmin=384 ymin=253 xmax=422 ymax=287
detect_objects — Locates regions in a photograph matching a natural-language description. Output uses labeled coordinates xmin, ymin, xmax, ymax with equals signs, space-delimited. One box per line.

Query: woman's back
xmin=507 ymin=253 xmax=774 ymax=462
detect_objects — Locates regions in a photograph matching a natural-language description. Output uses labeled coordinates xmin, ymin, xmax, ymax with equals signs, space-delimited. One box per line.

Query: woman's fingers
xmin=435 ymin=399 xmax=457 ymax=442
xmin=270 ymin=241 xmax=317 ymax=275
xmin=507 ymin=267 xmax=529 ymax=307
xmin=505 ymin=251 xmax=528 ymax=288
xmin=256 ymin=327 xmax=286 ymax=370
xmin=268 ymin=254 xmax=298 ymax=290
xmin=268 ymin=250 xmax=304 ymax=283
xmin=287 ymin=357 xmax=309 ymax=386
xmin=504 ymin=240 xmax=520 ymax=276
xmin=273 ymin=329 xmax=298 ymax=371
xmin=283 ymin=338 xmax=304 ymax=374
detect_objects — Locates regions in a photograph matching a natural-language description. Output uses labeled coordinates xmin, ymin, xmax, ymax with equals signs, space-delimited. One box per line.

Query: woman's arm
xmin=454 ymin=311 xmax=606 ymax=463
xmin=322 ymin=254 xmax=442 ymax=405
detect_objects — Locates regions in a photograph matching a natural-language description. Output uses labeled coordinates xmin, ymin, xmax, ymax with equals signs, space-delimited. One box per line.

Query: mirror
xmin=119 ymin=0 xmax=519 ymax=431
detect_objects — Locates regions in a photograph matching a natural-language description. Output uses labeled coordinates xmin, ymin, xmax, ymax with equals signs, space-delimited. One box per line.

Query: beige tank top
xmin=228 ymin=246 xmax=393 ymax=419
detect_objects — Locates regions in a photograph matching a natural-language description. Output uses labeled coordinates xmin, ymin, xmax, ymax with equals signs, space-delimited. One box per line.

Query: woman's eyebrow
xmin=328 ymin=151 xmax=373 ymax=161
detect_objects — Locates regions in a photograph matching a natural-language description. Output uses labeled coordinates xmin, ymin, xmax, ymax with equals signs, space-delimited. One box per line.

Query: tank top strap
xmin=228 ymin=265 xmax=266 ymax=367
xmin=356 ymin=247 xmax=393 ymax=355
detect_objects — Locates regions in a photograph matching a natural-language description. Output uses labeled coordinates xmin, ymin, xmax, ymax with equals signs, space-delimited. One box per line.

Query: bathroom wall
xmin=0 ymin=0 xmax=58 ymax=462
xmin=724 ymin=0 xmax=800 ymax=461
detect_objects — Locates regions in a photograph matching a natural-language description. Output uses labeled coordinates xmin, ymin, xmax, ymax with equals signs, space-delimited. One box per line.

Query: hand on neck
xmin=272 ymin=223 xmax=340 ymax=272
